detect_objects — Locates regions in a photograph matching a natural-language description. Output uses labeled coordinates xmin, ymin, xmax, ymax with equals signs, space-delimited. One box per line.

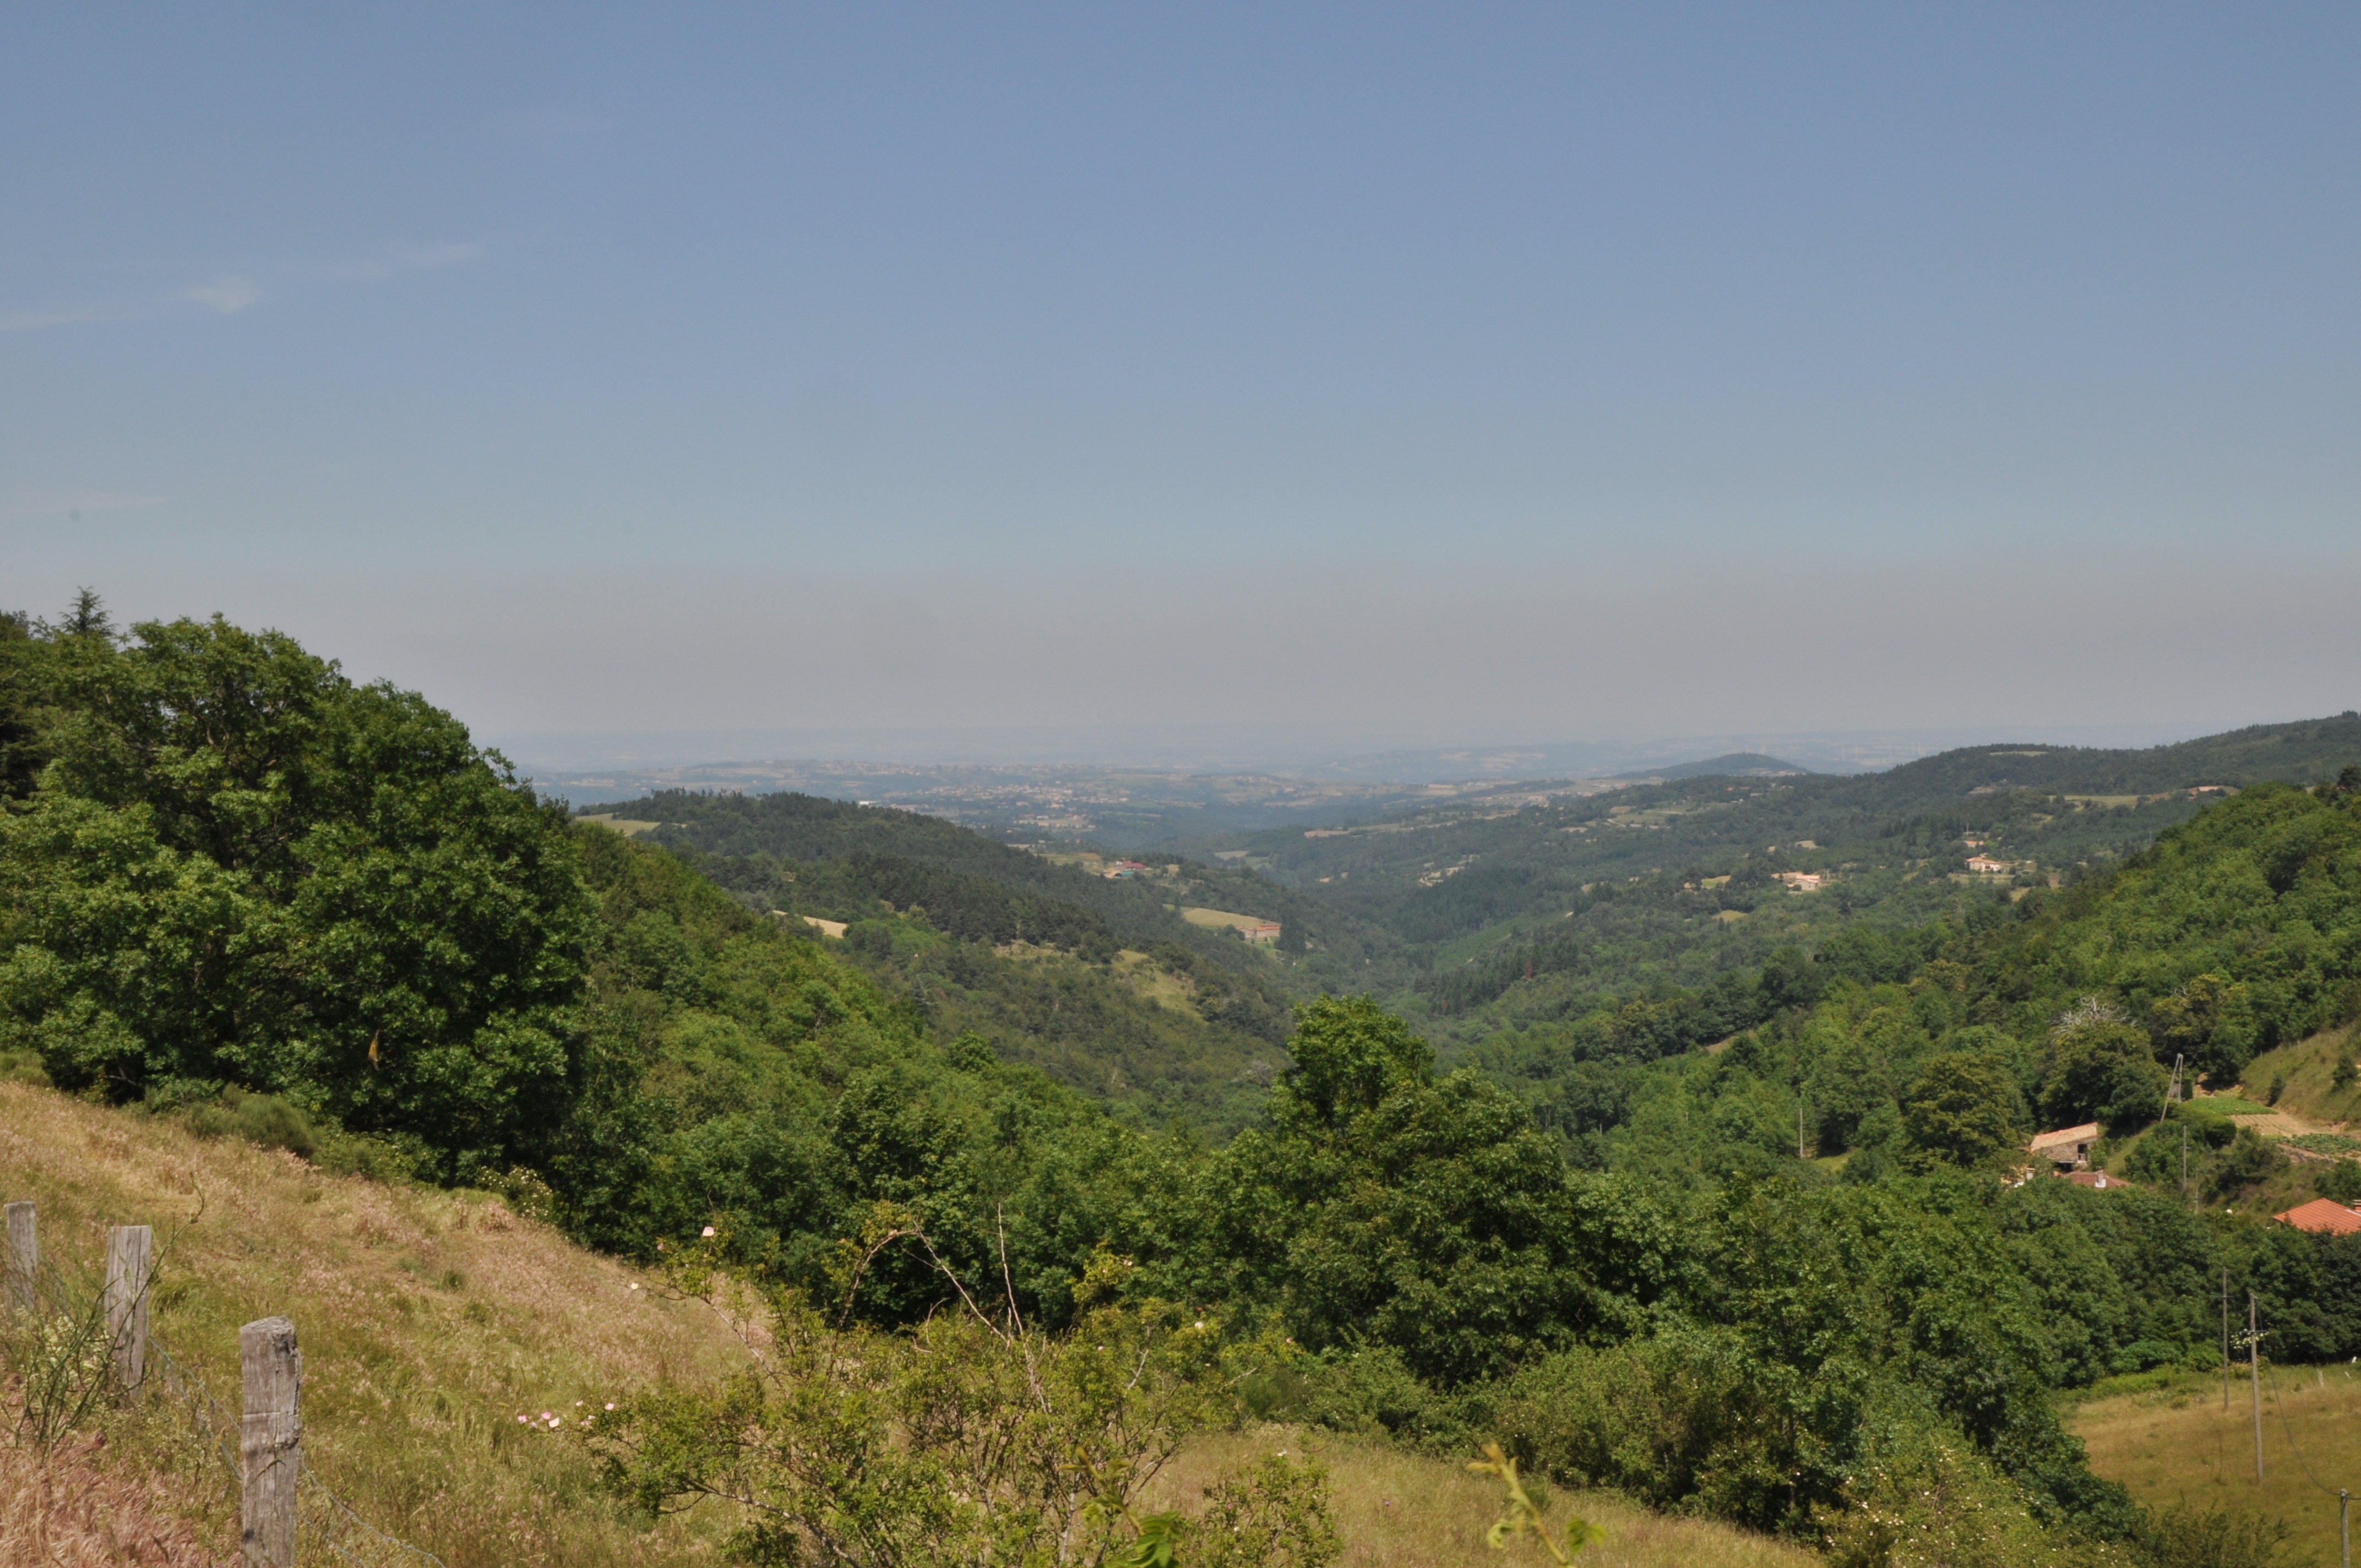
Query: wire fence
xmin=28 ymin=1248 xmax=446 ymax=1568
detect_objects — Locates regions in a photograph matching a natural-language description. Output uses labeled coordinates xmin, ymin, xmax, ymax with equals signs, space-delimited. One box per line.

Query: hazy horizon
xmin=502 ymin=714 xmax=2303 ymax=790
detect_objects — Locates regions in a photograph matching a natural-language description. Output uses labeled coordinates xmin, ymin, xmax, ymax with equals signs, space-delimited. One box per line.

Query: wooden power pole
xmin=2223 ymin=1268 xmax=2232 ymax=1410
xmin=2250 ymin=1291 xmax=2264 ymax=1483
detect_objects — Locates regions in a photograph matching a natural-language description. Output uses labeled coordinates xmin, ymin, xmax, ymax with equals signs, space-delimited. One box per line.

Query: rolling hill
xmin=1188 ymin=714 xmax=2361 ymax=1050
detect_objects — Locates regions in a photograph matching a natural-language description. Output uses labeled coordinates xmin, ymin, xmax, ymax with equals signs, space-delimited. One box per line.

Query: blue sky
xmin=6 ymin=5 xmax=2357 ymax=763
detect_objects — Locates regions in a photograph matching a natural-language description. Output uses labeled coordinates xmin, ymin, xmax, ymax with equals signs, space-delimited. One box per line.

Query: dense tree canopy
xmin=0 ymin=613 xmax=596 ymax=1178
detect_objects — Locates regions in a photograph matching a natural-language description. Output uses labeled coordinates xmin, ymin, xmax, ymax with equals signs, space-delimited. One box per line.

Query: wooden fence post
xmin=3 ymin=1201 xmax=32 ymax=1310
xmin=104 ymin=1224 xmax=152 ymax=1392
xmin=241 ymin=1316 xmax=302 ymax=1568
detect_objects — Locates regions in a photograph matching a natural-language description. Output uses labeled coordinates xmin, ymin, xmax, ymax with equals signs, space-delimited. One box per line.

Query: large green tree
xmin=1178 ymin=995 xmax=1675 ymax=1384
xmin=2040 ymin=1015 xmax=2166 ymax=1131
xmin=1898 ymin=1050 xmax=2024 ymax=1170
xmin=0 ymin=614 xmax=596 ymax=1176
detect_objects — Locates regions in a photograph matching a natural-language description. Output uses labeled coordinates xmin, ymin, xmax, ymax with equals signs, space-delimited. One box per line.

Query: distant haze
xmin=504 ymin=721 xmax=2221 ymax=786
xmin=6 ymin=9 xmax=2357 ymax=754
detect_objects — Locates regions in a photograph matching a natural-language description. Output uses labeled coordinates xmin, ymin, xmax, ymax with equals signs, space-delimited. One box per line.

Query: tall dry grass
xmin=1143 ymin=1426 xmax=1820 ymax=1568
xmin=0 ymin=1081 xmax=747 ymax=1567
xmin=0 ymin=1400 xmax=235 ymax=1565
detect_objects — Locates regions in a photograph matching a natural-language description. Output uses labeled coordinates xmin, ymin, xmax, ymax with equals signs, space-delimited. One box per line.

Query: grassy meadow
xmin=2236 ymin=1023 xmax=2361 ymax=1129
xmin=2070 ymin=1364 xmax=2361 ymax=1565
xmin=1179 ymin=905 xmax=1272 ymax=932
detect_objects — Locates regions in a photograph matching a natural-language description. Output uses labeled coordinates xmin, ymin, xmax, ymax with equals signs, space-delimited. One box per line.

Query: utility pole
xmin=2223 ymin=1269 xmax=2232 ymax=1410
xmin=1799 ymin=1099 xmax=1807 ymax=1161
xmin=2251 ymin=1292 xmax=2265 ymax=1483
xmin=2341 ymin=1488 xmax=2350 ymax=1568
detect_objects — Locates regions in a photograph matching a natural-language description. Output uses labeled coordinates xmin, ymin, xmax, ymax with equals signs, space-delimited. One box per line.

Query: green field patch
xmin=576 ymin=813 xmax=661 ymax=835
xmin=1179 ymin=906 xmax=1268 ymax=932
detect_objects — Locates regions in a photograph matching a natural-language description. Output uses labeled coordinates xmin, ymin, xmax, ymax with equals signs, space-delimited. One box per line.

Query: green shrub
xmin=592 ymin=1238 xmax=1333 ymax=1568
xmin=313 ymin=1128 xmax=428 ymax=1183
xmin=1817 ymin=1422 xmax=2108 ymax=1568
xmin=2123 ymin=1127 xmax=2191 ymax=1186
xmin=2208 ymin=1129 xmax=2285 ymax=1197
xmin=2131 ymin=1504 xmax=2297 ymax=1568
xmin=0 ymin=1047 xmax=51 ymax=1086
xmin=2315 ymin=1160 xmax=2361 ymax=1205
xmin=1167 ymin=1453 xmax=1341 ymax=1568
xmin=1277 ymin=1346 xmax=1441 ymax=1439
xmin=187 ymin=1086 xmax=317 ymax=1159
xmin=1490 ymin=1325 xmax=1831 ymax=1532
xmin=2173 ymin=1102 xmax=2238 ymax=1149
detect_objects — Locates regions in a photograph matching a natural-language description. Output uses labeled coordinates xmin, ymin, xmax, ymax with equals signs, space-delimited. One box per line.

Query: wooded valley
xmin=5 ymin=604 xmax=2360 ymax=1566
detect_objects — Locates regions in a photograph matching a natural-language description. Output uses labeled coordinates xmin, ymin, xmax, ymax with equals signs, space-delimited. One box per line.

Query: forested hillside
xmin=1199 ymin=716 xmax=2361 ymax=1068
xmin=8 ymin=603 xmax=2361 ymax=1565
xmin=1477 ymin=775 xmax=2361 ymax=1190
xmin=623 ymin=785 xmax=1405 ymax=976
xmin=588 ymin=786 xmax=1418 ymax=1127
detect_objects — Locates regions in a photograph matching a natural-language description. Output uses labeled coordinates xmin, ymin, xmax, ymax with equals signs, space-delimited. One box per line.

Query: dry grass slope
xmin=4 ymin=1081 xmax=1818 ymax=1567
xmin=0 ymin=1081 xmax=747 ymax=1567
xmin=2071 ymin=1365 xmax=2361 ymax=1566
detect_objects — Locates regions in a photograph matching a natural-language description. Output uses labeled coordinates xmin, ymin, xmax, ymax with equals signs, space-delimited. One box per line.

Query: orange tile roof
xmin=2275 ymin=1198 xmax=2361 ymax=1235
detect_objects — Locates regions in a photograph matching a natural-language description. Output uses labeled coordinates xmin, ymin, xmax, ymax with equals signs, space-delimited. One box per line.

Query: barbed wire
xmin=28 ymin=1250 xmax=445 ymax=1567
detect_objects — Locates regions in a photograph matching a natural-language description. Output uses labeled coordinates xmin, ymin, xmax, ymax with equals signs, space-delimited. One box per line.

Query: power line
xmin=2251 ymin=1299 xmax=2354 ymax=1568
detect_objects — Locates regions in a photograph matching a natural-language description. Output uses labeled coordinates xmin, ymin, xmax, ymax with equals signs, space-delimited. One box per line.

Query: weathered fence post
xmin=3 ymin=1201 xmax=32 ymax=1310
xmin=241 ymin=1316 xmax=302 ymax=1568
xmin=105 ymin=1223 xmax=153 ymax=1391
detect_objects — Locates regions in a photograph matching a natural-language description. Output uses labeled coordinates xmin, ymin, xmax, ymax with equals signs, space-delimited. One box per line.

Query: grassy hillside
xmin=585 ymin=825 xmax=1296 ymax=1133
xmin=1512 ymin=776 xmax=2361 ymax=1209
xmin=2229 ymin=1022 xmax=2361 ymax=1129
xmin=1858 ymin=713 xmax=2361 ymax=799
xmin=610 ymin=787 xmax=1410 ymax=976
xmin=583 ymin=789 xmax=1429 ymax=1128
xmin=1200 ymin=716 xmax=2361 ymax=1066
xmin=0 ymin=1079 xmax=746 ymax=1567
xmin=0 ymin=1079 xmax=1816 ymax=1568
xmin=2071 ymin=1365 xmax=2361 ymax=1567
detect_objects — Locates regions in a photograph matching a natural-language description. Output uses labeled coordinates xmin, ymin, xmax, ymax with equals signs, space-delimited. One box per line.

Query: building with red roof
xmin=2274 ymin=1198 xmax=2361 ymax=1236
